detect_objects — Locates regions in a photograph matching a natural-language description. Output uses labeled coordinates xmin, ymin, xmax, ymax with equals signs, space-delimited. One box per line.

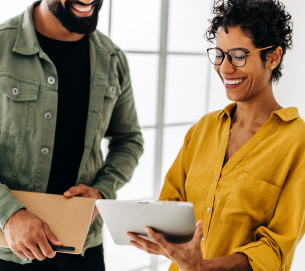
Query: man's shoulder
xmin=92 ymin=29 xmax=122 ymax=54
xmin=0 ymin=14 xmax=20 ymax=32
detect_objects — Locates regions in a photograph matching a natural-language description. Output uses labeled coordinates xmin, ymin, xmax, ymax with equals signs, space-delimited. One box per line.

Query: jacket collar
xmin=13 ymin=1 xmax=116 ymax=56
xmin=217 ymin=102 xmax=300 ymax=122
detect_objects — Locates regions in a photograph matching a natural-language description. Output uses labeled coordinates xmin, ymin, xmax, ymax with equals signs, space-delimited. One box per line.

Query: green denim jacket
xmin=0 ymin=2 xmax=144 ymax=264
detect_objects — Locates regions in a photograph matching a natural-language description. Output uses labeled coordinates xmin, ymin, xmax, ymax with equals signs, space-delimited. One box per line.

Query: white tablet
xmin=96 ymin=200 xmax=196 ymax=245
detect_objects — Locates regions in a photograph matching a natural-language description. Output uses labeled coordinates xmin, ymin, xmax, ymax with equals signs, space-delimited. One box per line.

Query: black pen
xmin=50 ymin=244 xmax=75 ymax=252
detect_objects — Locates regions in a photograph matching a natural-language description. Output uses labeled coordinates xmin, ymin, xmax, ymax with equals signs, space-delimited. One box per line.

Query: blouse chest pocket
xmin=0 ymin=75 xmax=39 ymax=136
xmin=220 ymin=172 xmax=281 ymax=229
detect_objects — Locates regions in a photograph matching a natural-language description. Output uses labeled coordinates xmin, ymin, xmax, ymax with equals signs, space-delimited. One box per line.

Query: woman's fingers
xmin=127 ymin=232 xmax=165 ymax=255
xmin=145 ymin=227 xmax=178 ymax=259
xmin=193 ymin=220 xmax=204 ymax=244
xmin=129 ymin=241 xmax=163 ymax=255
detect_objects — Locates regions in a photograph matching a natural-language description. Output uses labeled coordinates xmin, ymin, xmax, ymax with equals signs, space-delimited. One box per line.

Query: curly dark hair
xmin=205 ymin=0 xmax=293 ymax=83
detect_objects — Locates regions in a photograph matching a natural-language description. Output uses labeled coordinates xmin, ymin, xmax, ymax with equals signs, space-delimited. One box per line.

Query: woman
xmin=128 ymin=0 xmax=305 ymax=270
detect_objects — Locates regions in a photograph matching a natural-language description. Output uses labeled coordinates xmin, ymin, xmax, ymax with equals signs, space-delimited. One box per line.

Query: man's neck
xmin=33 ymin=1 xmax=85 ymax=42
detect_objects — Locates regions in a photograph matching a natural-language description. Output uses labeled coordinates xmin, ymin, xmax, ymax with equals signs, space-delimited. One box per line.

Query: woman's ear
xmin=267 ymin=46 xmax=283 ymax=70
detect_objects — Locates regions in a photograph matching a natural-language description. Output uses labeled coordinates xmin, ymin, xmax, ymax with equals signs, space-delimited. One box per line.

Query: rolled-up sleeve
xmin=0 ymin=184 xmax=25 ymax=231
xmin=233 ymin=170 xmax=305 ymax=271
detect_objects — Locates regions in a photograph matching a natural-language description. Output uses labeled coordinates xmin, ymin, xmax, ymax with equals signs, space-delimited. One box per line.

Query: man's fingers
xmin=43 ymin=223 xmax=63 ymax=246
xmin=64 ymin=185 xmax=86 ymax=197
xmin=26 ymin=243 xmax=46 ymax=261
xmin=10 ymin=246 xmax=28 ymax=261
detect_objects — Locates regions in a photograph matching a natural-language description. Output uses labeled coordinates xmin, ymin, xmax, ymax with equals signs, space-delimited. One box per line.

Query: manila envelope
xmin=0 ymin=191 xmax=96 ymax=254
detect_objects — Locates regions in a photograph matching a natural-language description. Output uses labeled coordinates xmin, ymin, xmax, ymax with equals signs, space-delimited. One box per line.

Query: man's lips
xmin=71 ymin=3 xmax=95 ymax=17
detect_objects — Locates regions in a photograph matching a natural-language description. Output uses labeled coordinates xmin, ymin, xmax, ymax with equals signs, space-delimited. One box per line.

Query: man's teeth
xmin=73 ymin=5 xmax=92 ymax=12
xmin=224 ymin=78 xmax=245 ymax=85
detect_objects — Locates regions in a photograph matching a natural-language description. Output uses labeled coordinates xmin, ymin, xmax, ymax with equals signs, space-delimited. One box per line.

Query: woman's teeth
xmin=224 ymin=78 xmax=245 ymax=85
xmin=73 ymin=5 xmax=93 ymax=12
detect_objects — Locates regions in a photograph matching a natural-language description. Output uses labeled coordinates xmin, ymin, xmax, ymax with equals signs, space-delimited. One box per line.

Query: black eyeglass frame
xmin=207 ymin=46 xmax=275 ymax=67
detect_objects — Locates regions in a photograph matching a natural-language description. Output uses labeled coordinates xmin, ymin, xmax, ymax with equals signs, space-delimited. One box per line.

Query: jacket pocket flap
xmin=105 ymin=79 xmax=122 ymax=99
xmin=0 ymin=76 xmax=39 ymax=101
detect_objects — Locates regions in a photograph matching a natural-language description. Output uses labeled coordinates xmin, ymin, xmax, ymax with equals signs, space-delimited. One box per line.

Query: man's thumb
xmin=43 ymin=222 xmax=63 ymax=246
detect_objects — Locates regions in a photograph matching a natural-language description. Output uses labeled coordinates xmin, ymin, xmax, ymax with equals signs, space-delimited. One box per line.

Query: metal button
xmin=41 ymin=148 xmax=49 ymax=156
xmin=12 ymin=87 xmax=19 ymax=96
xmin=48 ymin=77 xmax=55 ymax=85
xmin=215 ymin=177 xmax=218 ymax=182
xmin=35 ymin=184 xmax=43 ymax=191
xmin=202 ymin=237 xmax=205 ymax=242
xmin=44 ymin=112 xmax=53 ymax=120
xmin=207 ymin=207 xmax=211 ymax=212
xmin=110 ymin=86 xmax=116 ymax=94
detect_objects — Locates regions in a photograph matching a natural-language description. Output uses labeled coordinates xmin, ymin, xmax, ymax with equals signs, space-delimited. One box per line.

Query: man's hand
xmin=4 ymin=209 xmax=63 ymax=261
xmin=64 ymin=184 xmax=103 ymax=224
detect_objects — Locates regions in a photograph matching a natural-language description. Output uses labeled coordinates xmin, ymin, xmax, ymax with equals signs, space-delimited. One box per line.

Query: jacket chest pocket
xmin=99 ymin=78 xmax=122 ymax=131
xmin=0 ymin=76 xmax=39 ymax=136
xmin=220 ymin=172 xmax=281 ymax=229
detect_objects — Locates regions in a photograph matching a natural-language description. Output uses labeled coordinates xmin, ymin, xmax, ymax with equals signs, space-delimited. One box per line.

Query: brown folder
xmin=0 ymin=191 xmax=95 ymax=254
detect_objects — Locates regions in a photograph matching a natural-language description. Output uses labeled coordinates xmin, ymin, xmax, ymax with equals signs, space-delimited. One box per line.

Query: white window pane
xmin=97 ymin=0 xmax=110 ymax=36
xmin=127 ymin=53 xmax=159 ymax=127
xmin=161 ymin=125 xmax=193 ymax=189
xmin=103 ymin=224 xmax=151 ymax=271
xmin=168 ymin=0 xmax=211 ymax=53
xmin=111 ymin=0 xmax=161 ymax=51
xmin=207 ymin=65 xmax=231 ymax=112
xmin=158 ymin=258 xmax=172 ymax=271
xmin=291 ymin=237 xmax=305 ymax=270
xmin=117 ymin=128 xmax=155 ymax=200
xmin=1 ymin=0 xmax=34 ymax=23
xmin=164 ymin=55 xmax=208 ymax=125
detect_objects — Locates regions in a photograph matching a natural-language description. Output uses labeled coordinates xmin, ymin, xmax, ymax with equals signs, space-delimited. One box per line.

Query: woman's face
xmin=215 ymin=26 xmax=273 ymax=102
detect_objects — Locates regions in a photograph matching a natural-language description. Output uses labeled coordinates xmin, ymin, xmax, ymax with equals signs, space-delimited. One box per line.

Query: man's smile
xmin=71 ymin=3 xmax=95 ymax=17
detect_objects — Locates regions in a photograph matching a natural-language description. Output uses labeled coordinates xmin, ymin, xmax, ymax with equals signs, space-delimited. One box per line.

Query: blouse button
xmin=207 ymin=207 xmax=211 ymax=212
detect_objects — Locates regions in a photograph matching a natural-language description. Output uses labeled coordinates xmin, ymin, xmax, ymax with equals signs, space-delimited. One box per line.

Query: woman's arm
xmin=128 ymin=221 xmax=253 ymax=271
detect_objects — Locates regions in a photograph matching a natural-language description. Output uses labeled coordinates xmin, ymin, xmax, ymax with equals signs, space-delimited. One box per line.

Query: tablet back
xmin=96 ymin=200 xmax=196 ymax=245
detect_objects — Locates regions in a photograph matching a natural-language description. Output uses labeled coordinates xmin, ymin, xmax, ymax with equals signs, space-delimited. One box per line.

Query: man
xmin=0 ymin=0 xmax=144 ymax=270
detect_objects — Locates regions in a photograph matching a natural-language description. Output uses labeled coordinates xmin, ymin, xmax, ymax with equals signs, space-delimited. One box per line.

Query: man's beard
xmin=47 ymin=0 xmax=103 ymax=34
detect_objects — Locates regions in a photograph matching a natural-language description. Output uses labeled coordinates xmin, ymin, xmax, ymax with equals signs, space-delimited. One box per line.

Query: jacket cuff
xmin=92 ymin=181 xmax=117 ymax=200
xmin=0 ymin=195 xmax=25 ymax=231
xmin=232 ymin=241 xmax=280 ymax=271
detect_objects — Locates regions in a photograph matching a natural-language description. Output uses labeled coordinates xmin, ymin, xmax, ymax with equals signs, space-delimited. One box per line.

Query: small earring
xmin=271 ymin=66 xmax=276 ymax=70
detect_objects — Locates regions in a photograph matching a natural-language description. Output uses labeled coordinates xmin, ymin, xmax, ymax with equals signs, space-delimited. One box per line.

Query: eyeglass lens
xmin=208 ymin=49 xmax=247 ymax=67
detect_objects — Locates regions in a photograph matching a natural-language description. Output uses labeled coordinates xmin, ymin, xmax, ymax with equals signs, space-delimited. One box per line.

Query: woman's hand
xmin=127 ymin=221 xmax=207 ymax=271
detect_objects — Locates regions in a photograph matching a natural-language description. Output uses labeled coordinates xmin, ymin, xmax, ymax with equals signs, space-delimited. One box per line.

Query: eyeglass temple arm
xmin=249 ymin=46 xmax=275 ymax=53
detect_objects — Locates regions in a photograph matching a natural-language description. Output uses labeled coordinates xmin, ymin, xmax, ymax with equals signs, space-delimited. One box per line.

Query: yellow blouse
xmin=159 ymin=103 xmax=305 ymax=271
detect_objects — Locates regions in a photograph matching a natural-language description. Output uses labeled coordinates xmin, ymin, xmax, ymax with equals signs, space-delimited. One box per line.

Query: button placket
xmin=41 ymin=148 xmax=49 ymax=156
xmin=44 ymin=112 xmax=53 ymax=120
xmin=35 ymin=184 xmax=43 ymax=191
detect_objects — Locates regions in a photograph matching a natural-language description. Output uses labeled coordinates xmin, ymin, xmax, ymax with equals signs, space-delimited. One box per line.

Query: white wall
xmin=274 ymin=0 xmax=305 ymax=118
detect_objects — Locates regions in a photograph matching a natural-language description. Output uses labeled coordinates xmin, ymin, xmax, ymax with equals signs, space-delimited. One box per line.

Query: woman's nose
xmin=220 ymin=54 xmax=236 ymax=75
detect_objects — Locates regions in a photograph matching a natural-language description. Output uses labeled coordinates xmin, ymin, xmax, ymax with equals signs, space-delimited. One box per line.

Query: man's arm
xmin=92 ymin=50 xmax=144 ymax=199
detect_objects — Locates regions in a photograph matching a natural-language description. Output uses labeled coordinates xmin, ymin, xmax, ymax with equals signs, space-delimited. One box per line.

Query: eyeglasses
xmin=207 ymin=46 xmax=275 ymax=67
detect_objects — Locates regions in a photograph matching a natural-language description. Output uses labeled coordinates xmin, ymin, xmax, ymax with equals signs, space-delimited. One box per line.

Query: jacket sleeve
xmin=0 ymin=185 xmax=25 ymax=231
xmin=232 ymin=168 xmax=305 ymax=271
xmin=92 ymin=51 xmax=144 ymax=200
xmin=159 ymin=125 xmax=195 ymax=202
